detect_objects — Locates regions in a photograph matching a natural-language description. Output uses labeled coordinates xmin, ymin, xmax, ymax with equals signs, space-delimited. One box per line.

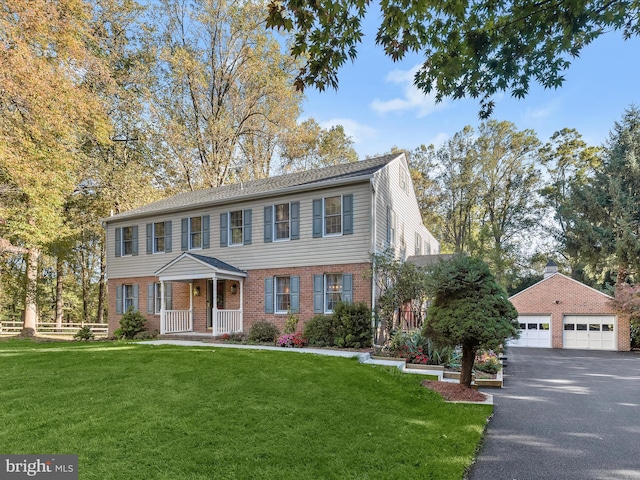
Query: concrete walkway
xmin=469 ymin=347 xmax=640 ymax=480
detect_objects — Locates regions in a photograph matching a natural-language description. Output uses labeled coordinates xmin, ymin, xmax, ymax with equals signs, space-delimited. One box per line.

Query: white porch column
xmin=160 ymin=280 xmax=166 ymax=334
xmin=239 ymin=279 xmax=244 ymax=333
xmin=212 ymin=276 xmax=218 ymax=336
xmin=189 ymin=282 xmax=193 ymax=329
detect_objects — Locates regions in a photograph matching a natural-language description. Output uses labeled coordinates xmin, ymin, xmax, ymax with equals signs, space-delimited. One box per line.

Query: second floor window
xmin=154 ymin=222 xmax=165 ymax=253
xmin=415 ymin=233 xmax=422 ymax=255
xmin=324 ymin=196 xmax=342 ymax=235
xmin=230 ymin=210 xmax=243 ymax=245
xmin=274 ymin=203 xmax=290 ymax=240
xmin=190 ymin=217 xmax=202 ymax=249
xmin=122 ymin=226 xmax=134 ymax=256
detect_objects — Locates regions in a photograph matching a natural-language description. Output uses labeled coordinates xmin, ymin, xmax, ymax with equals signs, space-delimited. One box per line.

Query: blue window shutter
xmin=313 ymin=274 xmax=324 ymax=313
xmin=264 ymin=277 xmax=274 ymax=313
xmin=132 ymin=284 xmax=139 ymax=311
xmin=343 ymin=194 xmax=353 ymax=235
xmin=165 ymin=282 xmax=172 ymax=310
xmin=220 ymin=213 xmax=228 ymax=247
xmin=116 ymin=285 xmax=123 ymax=314
xmin=147 ymin=284 xmax=154 ymax=313
xmin=131 ymin=226 xmax=139 ymax=256
xmin=244 ymin=209 xmax=252 ymax=245
xmin=146 ymin=224 xmax=153 ymax=254
xmin=290 ymin=276 xmax=300 ymax=313
xmin=342 ymin=274 xmax=353 ymax=303
xmin=264 ymin=206 xmax=273 ymax=243
xmin=291 ymin=202 xmax=300 ymax=240
xmin=202 ymin=215 xmax=210 ymax=249
xmin=181 ymin=218 xmax=188 ymax=250
xmin=165 ymin=221 xmax=172 ymax=252
xmin=312 ymin=199 xmax=322 ymax=238
xmin=115 ymin=228 xmax=122 ymax=257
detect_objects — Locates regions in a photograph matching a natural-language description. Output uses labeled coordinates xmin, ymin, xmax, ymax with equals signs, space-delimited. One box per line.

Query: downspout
xmin=370 ymin=177 xmax=377 ymax=348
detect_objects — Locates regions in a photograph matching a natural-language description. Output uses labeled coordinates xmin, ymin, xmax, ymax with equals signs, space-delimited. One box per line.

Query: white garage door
xmin=563 ymin=315 xmax=617 ymax=350
xmin=509 ymin=315 xmax=551 ymax=348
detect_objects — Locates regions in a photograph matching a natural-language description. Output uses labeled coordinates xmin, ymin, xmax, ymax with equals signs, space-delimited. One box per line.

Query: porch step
xmin=159 ymin=333 xmax=218 ymax=343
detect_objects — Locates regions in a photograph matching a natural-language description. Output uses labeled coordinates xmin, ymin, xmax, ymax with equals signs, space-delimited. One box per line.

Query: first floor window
xmin=325 ymin=274 xmax=343 ymax=312
xmin=230 ymin=210 xmax=243 ymax=245
xmin=275 ymin=277 xmax=291 ymax=313
xmin=124 ymin=284 xmax=135 ymax=311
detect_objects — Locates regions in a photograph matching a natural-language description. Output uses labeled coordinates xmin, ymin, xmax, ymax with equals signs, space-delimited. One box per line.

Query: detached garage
xmin=509 ymin=261 xmax=631 ymax=351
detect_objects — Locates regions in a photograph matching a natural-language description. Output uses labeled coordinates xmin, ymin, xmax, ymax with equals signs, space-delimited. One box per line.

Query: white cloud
xmin=370 ymin=64 xmax=448 ymax=118
xmin=318 ymin=118 xmax=377 ymax=144
xmin=428 ymin=132 xmax=449 ymax=148
xmin=524 ymin=99 xmax=561 ymax=120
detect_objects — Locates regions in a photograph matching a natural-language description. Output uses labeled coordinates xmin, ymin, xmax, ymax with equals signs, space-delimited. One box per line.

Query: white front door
xmin=509 ymin=315 xmax=552 ymax=348
xmin=563 ymin=315 xmax=617 ymax=350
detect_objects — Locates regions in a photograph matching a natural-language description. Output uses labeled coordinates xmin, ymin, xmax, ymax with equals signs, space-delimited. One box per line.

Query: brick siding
xmin=509 ymin=274 xmax=630 ymax=351
xmin=107 ymin=262 xmax=372 ymax=337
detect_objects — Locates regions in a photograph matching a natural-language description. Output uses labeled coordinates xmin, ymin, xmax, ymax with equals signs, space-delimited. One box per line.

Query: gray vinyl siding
xmin=372 ymin=157 xmax=439 ymax=259
xmin=106 ymin=183 xmax=372 ymax=279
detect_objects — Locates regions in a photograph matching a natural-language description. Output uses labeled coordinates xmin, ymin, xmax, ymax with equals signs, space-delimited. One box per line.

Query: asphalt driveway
xmin=468 ymin=347 xmax=640 ymax=480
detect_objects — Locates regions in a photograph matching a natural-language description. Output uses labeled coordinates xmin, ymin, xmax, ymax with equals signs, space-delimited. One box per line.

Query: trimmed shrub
xmin=248 ymin=321 xmax=280 ymax=344
xmin=114 ymin=308 xmax=147 ymax=339
xmin=332 ymin=302 xmax=372 ymax=349
xmin=303 ymin=315 xmax=335 ymax=346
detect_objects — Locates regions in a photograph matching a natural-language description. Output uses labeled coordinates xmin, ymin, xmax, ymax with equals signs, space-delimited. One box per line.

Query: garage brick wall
xmin=509 ymin=273 xmax=630 ymax=351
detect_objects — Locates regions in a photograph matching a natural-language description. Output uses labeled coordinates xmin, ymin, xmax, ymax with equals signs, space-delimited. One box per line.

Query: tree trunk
xmin=21 ymin=247 xmax=40 ymax=336
xmin=97 ymin=238 xmax=106 ymax=323
xmin=55 ymin=255 xmax=64 ymax=328
xmin=460 ymin=342 xmax=476 ymax=388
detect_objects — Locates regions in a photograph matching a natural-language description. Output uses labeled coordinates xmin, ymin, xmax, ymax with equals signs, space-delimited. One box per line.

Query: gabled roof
xmin=155 ymin=252 xmax=246 ymax=278
xmin=509 ymin=272 xmax=613 ymax=300
xmin=105 ymin=154 xmax=400 ymax=222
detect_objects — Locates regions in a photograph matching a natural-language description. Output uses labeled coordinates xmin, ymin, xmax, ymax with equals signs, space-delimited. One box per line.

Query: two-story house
xmin=104 ymin=153 xmax=439 ymax=336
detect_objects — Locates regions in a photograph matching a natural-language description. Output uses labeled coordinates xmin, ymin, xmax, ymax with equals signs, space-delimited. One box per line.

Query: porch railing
xmin=164 ymin=310 xmax=192 ymax=333
xmin=214 ymin=309 xmax=242 ymax=336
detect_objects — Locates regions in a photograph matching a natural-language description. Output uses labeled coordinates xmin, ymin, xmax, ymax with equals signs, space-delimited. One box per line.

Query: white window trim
xmin=273 ymin=202 xmax=291 ymax=242
xmin=123 ymin=284 xmax=134 ymax=312
xmin=228 ymin=210 xmax=244 ymax=247
xmin=153 ymin=283 xmax=161 ymax=315
xmin=153 ymin=222 xmax=165 ymax=254
xmin=121 ymin=226 xmax=134 ymax=257
xmin=274 ymin=276 xmax=291 ymax=314
xmin=415 ymin=233 xmax=422 ymax=256
xmin=323 ymin=195 xmax=343 ymax=237
xmin=188 ymin=216 xmax=203 ymax=250
xmin=389 ymin=209 xmax=396 ymax=246
xmin=324 ymin=273 xmax=343 ymax=314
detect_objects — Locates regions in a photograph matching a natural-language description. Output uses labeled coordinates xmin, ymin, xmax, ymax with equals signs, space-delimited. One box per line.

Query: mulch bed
xmin=421 ymin=380 xmax=488 ymax=403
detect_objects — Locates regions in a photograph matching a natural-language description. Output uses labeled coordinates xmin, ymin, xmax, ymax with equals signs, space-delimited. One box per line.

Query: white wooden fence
xmin=0 ymin=321 xmax=108 ymax=337
xmin=163 ymin=310 xmax=192 ymax=334
xmin=214 ymin=309 xmax=242 ymax=336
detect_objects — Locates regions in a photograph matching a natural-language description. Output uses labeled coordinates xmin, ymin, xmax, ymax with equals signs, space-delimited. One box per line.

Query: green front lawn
xmin=0 ymin=339 xmax=491 ymax=479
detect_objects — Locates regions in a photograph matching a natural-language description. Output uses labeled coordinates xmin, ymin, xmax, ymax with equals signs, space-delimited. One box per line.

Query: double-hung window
xmin=274 ymin=203 xmax=290 ymax=241
xmin=189 ymin=217 xmax=202 ymax=249
xmin=154 ymin=222 xmax=165 ymax=253
xmin=122 ymin=226 xmax=134 ymax=256
xmin=124 ymin=284 xmax=135 ymax=311
xmin=275 ymin=277 xmax=291 ymax=313
xmin=415 ymin=233 xmax=422 ymax=255
xmin=324 ymin=196 xmax=342 ymax=235
xmin=325 ymin=274 xmax=343 ymax=312
xmin=229 ymin=210 xmax=243 ymax=245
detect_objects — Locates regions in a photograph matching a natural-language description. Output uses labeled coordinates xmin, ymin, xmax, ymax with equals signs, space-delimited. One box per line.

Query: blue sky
xmin=301 ymin=24 xmax=640 ymax=158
